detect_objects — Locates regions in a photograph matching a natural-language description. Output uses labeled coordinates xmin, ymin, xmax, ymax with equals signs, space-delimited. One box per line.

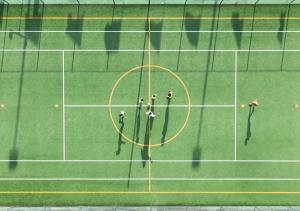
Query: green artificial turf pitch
xmin=1 ymin=3 xmax=300 ymax=206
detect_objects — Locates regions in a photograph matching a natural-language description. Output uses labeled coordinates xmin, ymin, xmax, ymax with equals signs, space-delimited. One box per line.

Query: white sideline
xmin=234 ymin=51 xmax=237 ymax=160
xmin=62 ymin=51 xmax=66 ymax=160
xmin=64 ymin=104 xmax=235 ymax=108
xmin=1 ymin=160 xmax=300 ymax=163
xmin=4 ymin=30 xmax=300 ymax=33
xmin=0 ymin=177 xmax=299 ymax=181
xmin=2 ymin=49 xmax=300 ymax=52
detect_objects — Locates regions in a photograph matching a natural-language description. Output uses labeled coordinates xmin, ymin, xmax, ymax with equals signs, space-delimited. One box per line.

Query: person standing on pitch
xmin=249 ymin=100 xmax=259 ymax=107
xmin=138 ymin=98 xmax=144 ymax=108
xmin=146 ymin=110 xmax=158 ymax=118
xmin=151 ymin=94 xmax=157 ymax=101
xmin=119 ymin=111 xmax=127 ymax=123
xmin=166 ymin=90 xmax=173 ymax=100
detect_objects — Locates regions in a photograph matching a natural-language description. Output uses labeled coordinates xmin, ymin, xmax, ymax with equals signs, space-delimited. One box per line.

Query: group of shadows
xmin=0 ymin=2 xmax=276 ymax=172
xmin=116 ymin=97 xmax=171 ymax=168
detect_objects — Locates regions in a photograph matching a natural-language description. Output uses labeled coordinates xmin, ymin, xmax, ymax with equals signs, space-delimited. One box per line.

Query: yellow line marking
xmin=2 ymin=16 xmax=300 ymax=20
xmin=1 ymin=191 xmax=300 ymax=195
xmin=148 ymin=17 xmax=152 ymax=193
xmin=108 ymin=65 xmax=191 ymax=147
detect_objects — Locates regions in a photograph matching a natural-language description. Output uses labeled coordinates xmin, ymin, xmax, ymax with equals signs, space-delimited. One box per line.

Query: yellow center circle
xmin=109 ymin=64 xmax=191 ymax=147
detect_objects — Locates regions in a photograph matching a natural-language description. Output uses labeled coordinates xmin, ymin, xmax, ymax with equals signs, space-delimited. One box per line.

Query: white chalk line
xmin=0 ymin=178 xmax=299 ymax=181
xmin=1 ymin=49 xmax=300 ymax=52
xmin=4 ymin=30 xmax=300 ymax=33
xmin=2 ymin=160 xmax=300 ymax=163
xmin=64 ymin=104 xmax=235 ymax=108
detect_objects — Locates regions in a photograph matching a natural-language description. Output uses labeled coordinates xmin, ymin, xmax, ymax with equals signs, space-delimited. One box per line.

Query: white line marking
xmin=1 ymin=160 xmax=300 ymax=163
xmin=62 ymin=50 xmax=66 ymax=161
xmin=0 ymin=178 xmax=299 ymax=181
xmin=234 ymin=51 xmax=237 ymax=161
xmin=64 ymin=104 xmax=235 ymax=108
xmin=4 ymin=30 xmax=300 ymax=33
xmin=1 ymin=49 xmax=300 ymax=52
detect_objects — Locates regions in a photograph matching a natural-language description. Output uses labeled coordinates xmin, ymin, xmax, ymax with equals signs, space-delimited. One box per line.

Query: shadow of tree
xmin=231 ymin=12 xmax=244 ymax=49
xmin=277 ymin=12 xmax=286 ymax=45
xmin=185 ymin=12 xmax=201 ymax=47
xmin=104 ymin=20 xmax=122 ymax=52
xmin=24 ymin=0 xmax=44 ymax=46
xmin=104 ymin=20 xmax=121 ymax=71
xmin=66 ymin=14 xmax=84 ymax=46
xmin=0 ymin=2 xmax=9 ymax=73
xmin=145 ymin=20 xmax=163 ymax=51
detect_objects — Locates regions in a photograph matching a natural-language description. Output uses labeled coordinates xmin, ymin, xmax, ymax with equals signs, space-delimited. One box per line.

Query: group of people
xmin=119 ymin=90 xmax=173 ymax=122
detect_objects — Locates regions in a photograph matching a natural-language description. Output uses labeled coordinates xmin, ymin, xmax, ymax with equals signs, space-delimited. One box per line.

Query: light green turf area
xmin=1 ymin=3 xmax=300 ymax=206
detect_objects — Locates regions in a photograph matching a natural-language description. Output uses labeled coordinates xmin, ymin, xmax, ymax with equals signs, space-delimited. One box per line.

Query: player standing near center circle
xmin=138 ymin=98 xmax=144 ymax=108
xmin=119 ymin=111 xmax=127 ymax=123
xmin=146 ymin=110 xmax=158 ymax=118
xmin=151 ymin=94 xmax=157 ymax=101
xmin=166 ymin=90 xmax=173 ymax=100
xmin=146 ymin=102 xmax=151 ymax=111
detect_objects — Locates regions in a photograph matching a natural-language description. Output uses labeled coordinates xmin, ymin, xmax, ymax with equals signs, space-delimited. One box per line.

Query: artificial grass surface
xmin=0 ymin=3 xmax=300 ymax=206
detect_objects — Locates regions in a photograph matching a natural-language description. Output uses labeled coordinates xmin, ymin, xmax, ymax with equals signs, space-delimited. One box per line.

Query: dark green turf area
xmin=1 ymin=3 xmax=300 ymax=205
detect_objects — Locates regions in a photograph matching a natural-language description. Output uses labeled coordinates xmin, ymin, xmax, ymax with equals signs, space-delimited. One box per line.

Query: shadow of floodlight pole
xmin=193 ymin=0 xmax=220 ymax=169
xmin=10 ymin=28 xmax=29 ymax=171
xmin=210 ymin=0 xmax=223 ymax=72
xmin=0 ymin=1 xmax=9 ymax=73
xmin=246 ymin=0 xmax=259 ymax=72
xmin=176 ymin=0 xmax=187 ymax=71
xmin=280 ymin=0 xmax=294 ymax=71
xmin=127 ymin=1 xmax=151 ymax=188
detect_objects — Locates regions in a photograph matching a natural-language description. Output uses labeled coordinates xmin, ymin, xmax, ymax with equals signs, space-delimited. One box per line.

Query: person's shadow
xmin=244 ymin=105 xmax=255 ymax=145
xmin=161 ymin=98 xmax=170 ymax=146
xmin=116 ymin=119 xmax=125 ymax=155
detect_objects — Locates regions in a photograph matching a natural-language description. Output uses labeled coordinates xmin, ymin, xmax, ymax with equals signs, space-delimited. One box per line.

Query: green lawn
xmin=1 ymin=3 xmax=300 ymax=206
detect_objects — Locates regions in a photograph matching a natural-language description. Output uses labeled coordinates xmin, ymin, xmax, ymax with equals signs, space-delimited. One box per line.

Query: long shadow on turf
xmin=185 ymin=12 xmax=201 ymax=47
xmin=141 ymin=118 xmax=151 ymax=168
xmin=145 ymin=20 xmax=163 ymax=51
xmin=244 ymin=105 xmax=255 ymax=146
xmin=246 ymin=2 xmax=258 ymax=72
xmin=176 ymin=4 xmax=187 ymax=72
xmin=141 ymin=99 xmax=156 ymax=168
xmin=105 ymin=4 xmax=122 ymax=72
xmin=0 ymin=1 xmax=9 ymax=73
xmin=192 ymin=1 xmax=220 ymax=169
xmin=280 ymin=4 xmax=291 ymax=72
xmin=66 ymin=3 xmax=84 ymax=72
xmin=277 ymin=12 xmax=286 ymax=46
xmin=127 ymin=5 xmax=150 ymax=188
xmin=210 ymin=3 xmax=223 ymax=71
xmin=8 ymin=0 xmax=44 ymax=72
xmin=9 ymin=0 xmax=44 ymax=170
xmin=161 ymin=98 xmax=170 ymax=146
xmin=116 ymin=120 xmax=125 ymax=155
xmin=176 ymin=9 xmax=202 ymax=72
xmin=231 ymin=11 xmax=244 ymax=50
